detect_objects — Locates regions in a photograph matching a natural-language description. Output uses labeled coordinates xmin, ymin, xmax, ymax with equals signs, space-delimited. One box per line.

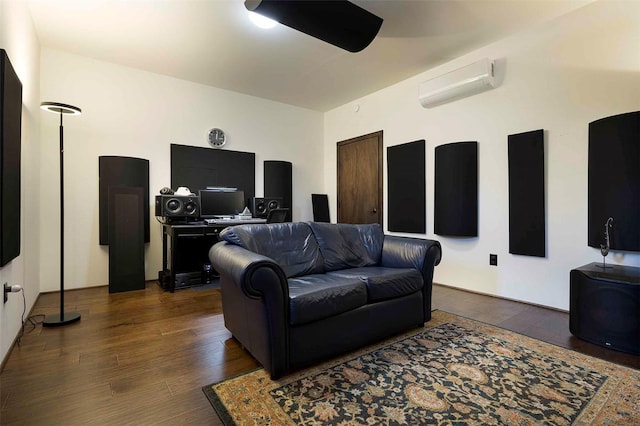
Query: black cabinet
xmin=160 ymin=220 xmax=265 ymax=292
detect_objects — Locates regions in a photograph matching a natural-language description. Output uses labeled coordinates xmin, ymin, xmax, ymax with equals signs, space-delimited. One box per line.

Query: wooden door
xmin=337 ymin=131 xmax=383 ymax=224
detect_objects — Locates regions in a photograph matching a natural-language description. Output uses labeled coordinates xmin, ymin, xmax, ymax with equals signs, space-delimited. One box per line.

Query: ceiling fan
xmin=245 ymin=0 xmax=383 ymax=53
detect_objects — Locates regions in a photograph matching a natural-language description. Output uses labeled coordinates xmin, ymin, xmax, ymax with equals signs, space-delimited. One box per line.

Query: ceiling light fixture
xmin=244 ymin=0 xmax=383 ymax=53
xmin=248 ymin=10 xmax=277 ymax=29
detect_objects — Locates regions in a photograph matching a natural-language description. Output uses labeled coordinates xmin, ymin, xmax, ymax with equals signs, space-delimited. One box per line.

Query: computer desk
xmin=159 ymin=218 xmax=266 ymax=292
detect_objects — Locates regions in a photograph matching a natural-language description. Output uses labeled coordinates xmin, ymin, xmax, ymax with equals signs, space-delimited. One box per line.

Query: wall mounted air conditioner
xmin=419 ymin=58 xmax=496 ymax=108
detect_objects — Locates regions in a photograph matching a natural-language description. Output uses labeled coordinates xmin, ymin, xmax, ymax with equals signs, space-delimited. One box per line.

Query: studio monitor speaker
xmin=570 ymin=263 xmax=639 ymax=355
xmin=250 ymin=197 xmax=282 ymax=219
xmin=155 ymin=195 xmax=199 ymax=218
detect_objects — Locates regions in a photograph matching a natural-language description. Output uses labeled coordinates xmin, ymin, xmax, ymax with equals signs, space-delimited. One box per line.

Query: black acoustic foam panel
xmin=312 ymin=194 xmax=330 ymax=223
xmin=387 ymin=140 xmax=425 ymax=233
xmin=508 ymin=129 xmax=545 ymax=257
xmin=0 ymin=49 xmax=22 ymax=266
xmin=108 ymin=187 xmax=145 ymax=293
xmin=264 ymin=160 xmax=292 ymax=222
xmin=99 ymin=156 xmax=149 ymax=246
xmin=434 ymin=142 xmax=478 ymax=237
xmin=588 ymin=111 xmax=640 ymax=251
xmin=171 ymin=144 xmax=255 ymax=204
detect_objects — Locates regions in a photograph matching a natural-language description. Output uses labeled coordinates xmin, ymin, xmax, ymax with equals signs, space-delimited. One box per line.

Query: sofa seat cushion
xmin=287 ymin=274 xmax=367 ymax=326
xmin=328 ymin=267 xmax=423 ymax=302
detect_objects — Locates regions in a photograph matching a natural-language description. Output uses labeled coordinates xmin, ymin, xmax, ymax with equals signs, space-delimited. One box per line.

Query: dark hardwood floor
xmin=1 ymin=282 xmax=637 ymax=425
xmin=432 ymin=284 xmax=639 ymax=370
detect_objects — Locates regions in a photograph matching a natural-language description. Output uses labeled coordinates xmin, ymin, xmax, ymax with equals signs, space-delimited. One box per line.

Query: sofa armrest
xmin=381 ymin=235 xmax=442 ymax=321
xmin=209 ymin=242 xmax=290 ymax=377
xmin=210 ymin=242 xmax=289 ymax=301
xmin=381 ymin=235 xmax=441 ymax=270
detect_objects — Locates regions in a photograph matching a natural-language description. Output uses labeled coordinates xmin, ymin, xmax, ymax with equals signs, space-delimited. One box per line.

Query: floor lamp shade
xmin=40 ymin=101 xmax=82 ymax=327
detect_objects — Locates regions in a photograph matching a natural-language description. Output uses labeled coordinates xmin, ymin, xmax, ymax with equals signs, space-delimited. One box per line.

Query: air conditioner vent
xmin=419 ymin=58 xmax=496 ymax=108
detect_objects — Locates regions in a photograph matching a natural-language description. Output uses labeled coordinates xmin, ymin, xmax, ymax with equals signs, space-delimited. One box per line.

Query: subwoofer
xmin=155 ymin=195 xmax=199 ymax=218
xmin=570 ymin=263 xmax=640 ymax=355
xmin=250 ymin=197 xmax=282 ymax=219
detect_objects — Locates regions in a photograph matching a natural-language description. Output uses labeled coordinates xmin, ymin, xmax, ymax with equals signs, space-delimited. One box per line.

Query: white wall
xmin=39 ymin=49 xmax=324 ymax=291
xmin=0 ymin=0 xmax=41 ymax=363
xmin=324 ymin=0 xmax=640 ymax=311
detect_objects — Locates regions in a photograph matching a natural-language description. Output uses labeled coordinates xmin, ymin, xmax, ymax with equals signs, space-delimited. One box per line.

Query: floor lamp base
xmin=43 ymin=312 xmax=81 ymax=327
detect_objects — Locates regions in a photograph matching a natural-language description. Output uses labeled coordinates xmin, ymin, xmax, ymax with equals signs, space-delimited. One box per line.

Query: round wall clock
xmin=208 ymin=128 xmax=226 ymax=148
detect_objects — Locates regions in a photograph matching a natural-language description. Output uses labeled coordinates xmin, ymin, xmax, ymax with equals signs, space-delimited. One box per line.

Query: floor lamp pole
xmin=41 ymin=102 xmax=82 ymax=327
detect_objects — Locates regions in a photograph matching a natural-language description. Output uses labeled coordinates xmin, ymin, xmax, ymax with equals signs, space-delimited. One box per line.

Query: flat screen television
xmin=199 ymin=190 xmax=246 ymax=218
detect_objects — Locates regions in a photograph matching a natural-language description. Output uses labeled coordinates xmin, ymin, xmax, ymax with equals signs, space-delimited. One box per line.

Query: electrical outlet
xmin=490 ymin=254 xmax=498 ymax=266
xmin=4 ymin=283 xmax=21 ymax=303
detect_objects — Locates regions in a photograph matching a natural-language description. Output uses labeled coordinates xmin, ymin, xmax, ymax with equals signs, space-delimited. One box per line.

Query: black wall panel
xmin=387 ymin=140 xmax=425 ymax=233
xmin=312 ymin=194 xmax=330 ymax=223
xmin=108 ymin=187 xmax=145 ymax=293
xmin=171 ymin=144 xmax=255 ymax=205
xmin=0 ymin=49 xmax=22 ymax=266
xmin=588 ymin=111 xmax=640 ymax=251
xmin=99 ymin=156 xmax=149 ymax=245
xmin=508 ymin=129 xmax=545 ymax=257
xmin=264 ymin=160 xmax=292 ymax=222
xmin=434 ymin=142 xmax=478 ymax=237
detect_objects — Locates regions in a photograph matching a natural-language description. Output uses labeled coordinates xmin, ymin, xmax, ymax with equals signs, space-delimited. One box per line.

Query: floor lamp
xmin=40 ymin=102 xmax=82 ymax=327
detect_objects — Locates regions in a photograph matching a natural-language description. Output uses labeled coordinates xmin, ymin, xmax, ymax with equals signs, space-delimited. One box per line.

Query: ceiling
xmin=27 ymin=0 xmax=590 ymax=112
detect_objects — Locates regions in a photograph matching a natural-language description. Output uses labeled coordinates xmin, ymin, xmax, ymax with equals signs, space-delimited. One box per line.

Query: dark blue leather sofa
xmin=209 ymin=222 xmax=441 ymax=378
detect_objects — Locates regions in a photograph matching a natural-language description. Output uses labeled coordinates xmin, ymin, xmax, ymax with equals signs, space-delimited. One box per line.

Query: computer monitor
xmin=199 ymin=190 xmax=245 ymax=218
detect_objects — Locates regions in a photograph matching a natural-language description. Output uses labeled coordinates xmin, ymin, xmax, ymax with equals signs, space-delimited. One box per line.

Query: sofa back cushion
xmin=219 ymin=222 xmax=324 ymax=278
xmin=307 ymin=222 xmax=383 ymax=272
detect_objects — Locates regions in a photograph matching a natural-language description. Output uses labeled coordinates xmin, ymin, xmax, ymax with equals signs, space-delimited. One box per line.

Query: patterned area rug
xmin=202 ymin=311 xmax=639 ymax=425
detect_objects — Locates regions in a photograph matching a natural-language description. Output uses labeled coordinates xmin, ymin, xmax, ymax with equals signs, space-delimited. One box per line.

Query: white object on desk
xmin=175 ymin=186 xmax=193 ymax=195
